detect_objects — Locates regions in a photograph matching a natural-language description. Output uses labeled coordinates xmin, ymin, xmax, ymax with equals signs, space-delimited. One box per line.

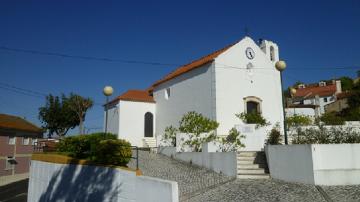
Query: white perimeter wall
xmin=153 ymin=63 xmax=215 ymax=142
xmin=266 ymin=144 xmax=360 ymax=185
xmin=119 ymin=100 xmax=156 ymax=147
xmin=286 ymin=108 xmax=315 ymax=117
xmin=214 ymin=37 xmax=284 ymax=135
xmin=158 ymin=146 xmax=237 ymax=177
xmin=28 ymin=160 xmax=178 ymax=202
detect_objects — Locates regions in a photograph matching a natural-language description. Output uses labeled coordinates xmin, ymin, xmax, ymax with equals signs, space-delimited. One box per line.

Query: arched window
xmin=270 ymin=46 xmax=275 ymax=61
xmin=144 ymin=112 xmax=153 ymax=137
xmin=243 ymin=96 xmax=262 ymax=114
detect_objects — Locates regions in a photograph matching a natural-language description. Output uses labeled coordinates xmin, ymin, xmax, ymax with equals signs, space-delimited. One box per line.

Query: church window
xmin=165 ymin=88 xmax=170 ymax=100
xmin=270 ymin=46 xmax=275 ymax=61
xmin=243 ymin=96 xmax=262 ymax=114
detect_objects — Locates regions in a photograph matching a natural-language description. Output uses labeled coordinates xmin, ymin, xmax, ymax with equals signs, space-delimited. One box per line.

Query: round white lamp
xmin=103 ymin=86 xmax=114 ymax=96
xmin=290 ymin=87 xmax=297 ymax=96
xmin=275 ymin=60 xmax=287 ymax=72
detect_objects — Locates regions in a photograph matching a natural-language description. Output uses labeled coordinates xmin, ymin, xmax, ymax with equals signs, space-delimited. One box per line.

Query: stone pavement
xmin=129 ymin=150 xmax=360 ymax=202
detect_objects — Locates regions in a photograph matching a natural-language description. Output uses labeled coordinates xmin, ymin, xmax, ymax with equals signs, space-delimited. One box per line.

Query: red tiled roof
xmin=108 ymin=90 xmax=155 ymax=105
xmin=152 ymin=42 xmax=236 ymax=87
xmin=0 ymin=114 xmax=43 ymax=134
xmin=294 ymin=84 xmax=337 ymax=98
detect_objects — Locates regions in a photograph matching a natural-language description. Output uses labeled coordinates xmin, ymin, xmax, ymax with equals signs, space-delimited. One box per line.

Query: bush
xmin=162 ymin=126 xmax=177 ymax=146
xmin=93 ymin=139 xmax=132 ymax=166
xmin=218 ymin=127 xmax=245 ymax=152
xmin=236 ymin=112 xmax=269 ymax=128
xmin=266 ymin=123 xmax=283 ymax=145
xmin=179 ymin=111 xmax=219 ymax=152
xmin=286 ymin=114 xmax=312 ymax=128
xmin=56 ymin=133 xmax=118 ymax=160
xmin=316 ymin=112 xmax=345 ymax=125
xmin=291 ymin=125 xmax=360 ymax=144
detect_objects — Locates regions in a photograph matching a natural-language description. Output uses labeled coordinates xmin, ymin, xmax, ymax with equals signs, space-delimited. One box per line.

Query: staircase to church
xmin=237 ymin=151 xmax=269 ymax=179
xmin=143 ymin=137 xmax=157 ymax=148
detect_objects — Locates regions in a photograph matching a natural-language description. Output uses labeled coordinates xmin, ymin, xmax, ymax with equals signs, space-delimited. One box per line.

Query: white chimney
xmin=335 ymin=80 xmax=342 ymax=94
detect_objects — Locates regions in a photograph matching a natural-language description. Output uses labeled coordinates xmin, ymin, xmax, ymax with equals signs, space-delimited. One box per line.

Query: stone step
xmin=237 ymin=160 xmax=255 ymax=165
xmin=237 ymin=156 xmax=256 ymax=161
xmin=237 ymin=164 xmax=265 ymax=169
xmin=238 ymin=169 xmax=266 ymax=175
xmin=237 ymin=174 xmax=270 ymax=179
xmin=237 ymin=151 xmax=258 ymax=157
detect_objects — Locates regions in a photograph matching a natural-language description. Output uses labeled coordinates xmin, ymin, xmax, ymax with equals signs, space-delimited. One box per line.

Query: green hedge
xmin=56 ymin=133 xmax=132 ymax=166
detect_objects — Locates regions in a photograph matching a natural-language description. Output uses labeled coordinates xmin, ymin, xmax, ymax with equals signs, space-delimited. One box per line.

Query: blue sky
xmin=1 ymin=0 xmax=359 ymax=135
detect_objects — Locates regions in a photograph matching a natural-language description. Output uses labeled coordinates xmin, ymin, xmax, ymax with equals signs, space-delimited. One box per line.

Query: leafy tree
xmin=316 ymin=112 xmax=345 ymax=125
xmin=65 ymin=93 xmax=93 ymax=134
xmin=286 ymin=114 xmax=312 ymax=128
xmin=39 ymin=94 xmax=78 ymax=138
xmin=162 ymin=126 xmax=178 ymax=146
xmin=218 ymin=127 xmax=245 ymax=152
xmin=179 ymin=111 xmax=219 ymax=152
xmin=339 ymin=76 xmax=354 ymax=91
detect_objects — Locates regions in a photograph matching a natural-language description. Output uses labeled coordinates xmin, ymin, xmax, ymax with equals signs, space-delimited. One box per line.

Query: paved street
xmin=129 ymin=151 xmax=360 ymax=202
xmin=0 ymin=179 xmax=28 ymax=202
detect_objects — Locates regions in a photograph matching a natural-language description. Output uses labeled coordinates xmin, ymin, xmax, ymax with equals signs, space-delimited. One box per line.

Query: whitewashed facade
xmin=106 ymin=37 xmax=284 ymax=149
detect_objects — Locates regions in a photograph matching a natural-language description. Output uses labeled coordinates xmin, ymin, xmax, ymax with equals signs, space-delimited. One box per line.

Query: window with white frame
xmin=8 ymin=136 xmax=16 ymax=145
xmin=243 ymin=96 xmax=262 ymax=114
xmin=23 ymin=137 xmax=30 ymax=145
xmin=165 ymin=88 xmax=170 ymax=100
xmin=5 ymin=156 xmax=16 ymax=170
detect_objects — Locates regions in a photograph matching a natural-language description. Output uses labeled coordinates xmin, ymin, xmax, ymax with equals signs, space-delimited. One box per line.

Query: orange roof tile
xmin=0 ymin=114 xmax=43 ymax=134
xmin=294 ymin=84 xmax=337 ymax=98
xmin=108 ymin=90 xmax=155 ymax=105
xmin=152 ymin=42 xmax=236 ymax=87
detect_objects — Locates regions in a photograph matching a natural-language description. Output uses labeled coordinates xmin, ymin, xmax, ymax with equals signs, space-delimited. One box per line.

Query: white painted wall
xmin=266 ymin=144 xmax=360 ymax=185
xmin=235 ymin=124 xmax=267 ymax=151
xmin=301 ymin=95 xmax=335 ymax=114
xmin=153 ymin=63 xmax=215 ymax=140
xmin=214 ymin=37 xmax=284 ymax=136
xmin=118 ymin=100 xmax=156 ymax=147
xmin=28 ymin=160 xmax=178 ymax=202
xmin=158 ymin=146 xmax=237 ymax=177
xmin=104 ymin=104 xmax=119 ymax=135
xmin=286 ymin=108 xmax=315 ymax=117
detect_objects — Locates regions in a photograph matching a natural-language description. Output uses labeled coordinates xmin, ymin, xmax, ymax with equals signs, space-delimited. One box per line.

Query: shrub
xmin=162 ymin=126 xmax=177 ymax=146
xmin=286 ymin=114 xmax=312 ymax=128
xmin=266 ymin=123 xmax=283 ymax=145
xmin=56 ymin=133 xmax=117 ymax=160
xmin=93 ymin=139 xmax=132 ymax=166
xmin=291 ymin=125 xmax=360 ymax=144
xmin=218 ymin=127 xmax=245 ymax=152
xmin=316 ymin=112 xmax=345 ymax=125
xmin=236 ymin=112 xmax=269 ymax=128
xmin=179 ymin=111 xmax=219 ymax=152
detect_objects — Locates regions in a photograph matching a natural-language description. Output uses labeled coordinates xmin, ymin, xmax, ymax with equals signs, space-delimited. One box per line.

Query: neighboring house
xmin=324 ymin=92 xmax=351 ymax=113
xmin=0 ymin=114 xmax=42 ymax=179
xmin=290 ymin=80 xmax=342 ymax=116
xmin=105 ymin=36 xmax=284 ymax=150
xmin=286 ymin=104 xmax=317 ymax=117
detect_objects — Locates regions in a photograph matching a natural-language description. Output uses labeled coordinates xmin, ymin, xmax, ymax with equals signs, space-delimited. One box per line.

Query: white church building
xmin=104 ymin=36 xmax=284 ymax=151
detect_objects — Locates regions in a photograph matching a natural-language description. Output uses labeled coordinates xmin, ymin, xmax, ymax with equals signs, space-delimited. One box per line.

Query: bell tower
xmin=259 ymin=39 xmax=279 ymax=63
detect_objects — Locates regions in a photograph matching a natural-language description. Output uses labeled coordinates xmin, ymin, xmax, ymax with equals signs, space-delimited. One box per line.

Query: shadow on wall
xmin=38 ymin=163 xmax=122 ymax=202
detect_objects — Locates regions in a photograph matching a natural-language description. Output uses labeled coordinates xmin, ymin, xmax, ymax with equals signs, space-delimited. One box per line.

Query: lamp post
xmin=103 ymin=86 xmax=113 ymax=134
xmin=275 ymin=60 xmax=288 ymax=144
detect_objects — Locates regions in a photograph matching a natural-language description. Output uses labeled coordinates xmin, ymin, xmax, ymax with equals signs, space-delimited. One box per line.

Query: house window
xmin=323 ymin=97 xmax=328 ymax=102
xmin=32 ymin=138 xmax=38 ymax=146
xmin=144 ymin=112 xmax=154 ymax=137
xmin=319 ymin=81 xmax=326 ymax=87
xmin=5 ymin=157 xmax=16 ymax=170
xmin=23 ymin=137 xmax=30 ymax=145
xmin=8 ymin=137 xmax=16 ymax=145
xmin=243 ymin=96 xmax=262 ymax=114
xmin=165 ymin=88 xmax=170 ymax=100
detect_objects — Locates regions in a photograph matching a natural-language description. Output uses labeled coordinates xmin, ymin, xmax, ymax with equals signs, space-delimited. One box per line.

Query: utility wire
xmin=0 ymin=46 xmax=179 ymax=66
xmin=0 ymin=46 xmax=358 ymax=70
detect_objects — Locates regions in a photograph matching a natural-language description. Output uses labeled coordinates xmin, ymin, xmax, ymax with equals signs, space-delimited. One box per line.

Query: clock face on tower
xmin=245 ymin=47 xmax=255 ymax=60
